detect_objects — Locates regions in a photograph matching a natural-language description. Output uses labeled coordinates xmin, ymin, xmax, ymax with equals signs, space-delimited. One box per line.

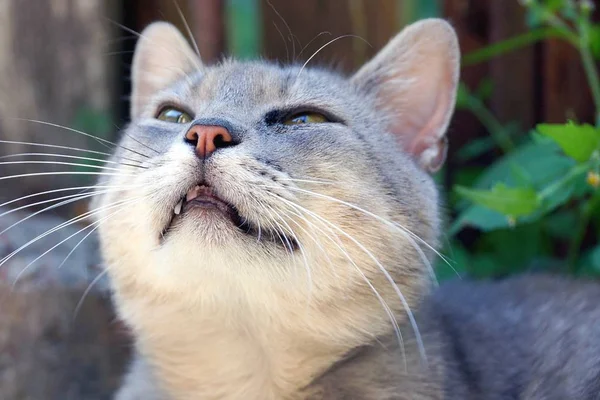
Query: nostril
xmin=213 ymin=134 xmax=230 ymax=149
xmin=184 ymin=129 xmax=199 ymax=145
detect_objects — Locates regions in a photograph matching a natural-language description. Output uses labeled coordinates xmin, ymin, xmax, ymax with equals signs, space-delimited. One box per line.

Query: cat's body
xmin=90 ymin=18 xmax=600 ymax=399
xmin=115 ymin=274 xmax=600 ymax=400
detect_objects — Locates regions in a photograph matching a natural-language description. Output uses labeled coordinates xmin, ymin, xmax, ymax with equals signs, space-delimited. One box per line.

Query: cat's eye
xmin=283 ymin=112 xmax=329 ymax=125
xmin=156 ymin=107 xmax=193 ymax=124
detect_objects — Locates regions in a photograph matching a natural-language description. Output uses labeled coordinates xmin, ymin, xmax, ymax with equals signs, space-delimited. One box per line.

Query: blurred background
xmin=1 ymin=0 xmax=599 ymax=398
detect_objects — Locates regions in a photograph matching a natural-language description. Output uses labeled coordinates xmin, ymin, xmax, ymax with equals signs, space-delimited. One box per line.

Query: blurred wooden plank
xmin=261 ymin=0 xmax=355 ymax=71
xmin=189 ymin=0 xmax=225 ymax=63
xmin=443 ymin=0 xmax=490 ymax=154
xmin=0 ymin=0 xmax=119 ymax=214
xmin=542 ymin=38 xmax=595 ymax=124
xmin=489 ymin=0 xmax=535 ymax=129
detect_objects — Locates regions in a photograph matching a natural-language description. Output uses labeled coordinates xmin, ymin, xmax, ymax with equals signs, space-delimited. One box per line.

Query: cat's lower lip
xmin=177 ymin=184 xmax=242 ymax=225
xmin=183 ymin=196 xmax=241 ymax=225
xmin=161 ymin=184 xmax=298 ymax=251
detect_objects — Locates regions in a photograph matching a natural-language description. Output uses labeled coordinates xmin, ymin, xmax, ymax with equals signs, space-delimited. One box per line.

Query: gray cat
xmin=90 ymin=19 xmax=600 ymax=399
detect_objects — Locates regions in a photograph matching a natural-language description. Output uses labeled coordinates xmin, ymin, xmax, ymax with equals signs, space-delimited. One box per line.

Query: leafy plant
xmin=441 ymin=0 xmax=600 ymax=279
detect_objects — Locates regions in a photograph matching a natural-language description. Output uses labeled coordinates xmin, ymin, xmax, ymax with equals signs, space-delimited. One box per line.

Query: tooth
xmin=174 ymin=199 xmax=183 ymax=215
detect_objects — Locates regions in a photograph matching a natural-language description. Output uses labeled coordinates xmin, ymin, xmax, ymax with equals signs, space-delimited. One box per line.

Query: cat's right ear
xmin=130 ymin=22 xmax=203 ymax=120
xmin=351 ymin=19 xmax=459 ymax=173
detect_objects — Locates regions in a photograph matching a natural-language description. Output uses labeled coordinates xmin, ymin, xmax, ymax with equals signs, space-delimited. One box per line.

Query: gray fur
xmin=309 ymin=274 xmax=600 ymax=399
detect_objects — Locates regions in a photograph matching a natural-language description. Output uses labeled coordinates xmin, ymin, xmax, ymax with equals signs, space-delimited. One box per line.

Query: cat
xmin=89 ymin=18 xmax=600 ymax=400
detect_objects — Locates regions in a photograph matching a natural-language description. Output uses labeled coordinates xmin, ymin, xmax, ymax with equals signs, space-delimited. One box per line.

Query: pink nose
xmin=184 ymin=125 xmax=233 ymax=158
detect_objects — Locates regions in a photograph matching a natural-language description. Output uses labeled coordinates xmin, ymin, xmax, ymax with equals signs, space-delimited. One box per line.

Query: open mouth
xmin=175 ymin=185 xmax=242 ymax=225
xmin=161 ymin=184 xmax=298 ymax=251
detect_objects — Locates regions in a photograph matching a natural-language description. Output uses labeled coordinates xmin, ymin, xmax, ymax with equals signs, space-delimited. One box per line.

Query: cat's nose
xmin=184 ymin=125 xmax=233 ymax=159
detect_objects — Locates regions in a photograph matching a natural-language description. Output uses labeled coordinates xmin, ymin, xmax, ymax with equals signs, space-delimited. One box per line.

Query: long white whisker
xmin=296 ymin=35 xmax=371 ymax=78
xmin=11 ymin=195 xmax=146 ymax=285
xmin=0 ymin=152 xmax=147 ymax=169
xmin=267 ymin=0 xmax=296 ymax=60
xmin=105 ymin=19 xmax=200 ymax=85
xmin=0 ymin=184 xmax=131 ymax=210
xmin=0 ymin=139 xmax=112 ymax=157
xmin=0 ymin=185 xmax=141 ymax=220
xmin=260 ymin=191 xmax=406 ymax=368
xmin=0 ymin=160 xmax=129 ymax=172
xmin=73 ymin=268 xmax=110 ymax=320
xmin=272 ymin=194 xmax=423 ymax=364
xmin=276 ymin=185 xmax=452 ymax=273
xmin=172 ymin=0 xmax=201 ymax=58
xmin=0 ymin=187 xmax=133 ymax=237
xmin=0 ymin=139 xmax=149 ymax=166
xmin=266 ymin=205 xmax=313 ymax=302
xmin=296 ymin=31 xmax=332 ymax=60
xmin=1 ymin=195 xmax=146 ymax=270
xmin=0 ymin=171 xmax=135 ymax=182
xmin=8 ymin=118 xmax=152 ymax=160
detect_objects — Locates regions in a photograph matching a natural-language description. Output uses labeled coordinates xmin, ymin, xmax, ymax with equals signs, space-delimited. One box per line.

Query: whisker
xmin=264 ymin=191 xmax=418 ymax=365
xmin=0 ymin=160 xmax=130 ymax=172
xmin=0 ymin=139 xmax=112 ymax=157
xmin=267 ymin=0 xmax=296 ymax=60
xmin=296 ymin=31 xmax=332 ymax=60
xmin=10 ymin=195 xmax=147 ymax=285
xmin=122 ymin=131 xmax=161 ymax=155
xmin=8 ymin=118 xmax=153 ymax=160
xmin=272 ymin=21 xmax=290 ymax=63
xmin=0 ymin=185 xmax=130 ymax=210
xmin=0 ymin=140 xmax=150 ymax=167
xmin=287 ymin=202 xmax=406 ymax=367
xmin=73 ymin=268 xmax=110 ymax=320
xmin=265 ymin=204 xmax=313 ymax=301
xmin=0 ymin=171 xmax=135 ymax=183
xmin=0 ymin=152 xmax=148 ymax=169
xmin=2 ymin=194 xmax=146 ymax=271
xmin=172 ymin=0 xmax=202 ymax=58
xmin=296 ymin=34 xmax=372 ymax=79
xmin=105 ymin=18 xmax=201 ymax=81
xmin=0 ymin=185 xmax=141 ymax=220
xmin=276 ymin=186 xmax=452 ymax=275
xmin=277 ymin=178 xmax=334 ymax=185
xmin=0 ymin=187 xmax=136 ymax=238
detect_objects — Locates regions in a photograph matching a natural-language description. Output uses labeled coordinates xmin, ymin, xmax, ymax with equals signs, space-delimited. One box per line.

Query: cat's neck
xmin=114 ymin=277 xmax=389 ymax=400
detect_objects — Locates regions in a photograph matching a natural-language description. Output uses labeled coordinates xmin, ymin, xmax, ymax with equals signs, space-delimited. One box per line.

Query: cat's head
xmin=96 ymin=20 xmax=459 ymax=334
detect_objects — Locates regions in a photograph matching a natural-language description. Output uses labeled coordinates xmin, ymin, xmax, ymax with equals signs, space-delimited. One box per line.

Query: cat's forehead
xmin=174 ymin=60 xmax=354 ymax=111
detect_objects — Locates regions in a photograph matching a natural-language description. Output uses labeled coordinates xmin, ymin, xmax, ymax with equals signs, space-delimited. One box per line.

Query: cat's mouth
xmin=161 ymin=184 xmax=297 ymax=251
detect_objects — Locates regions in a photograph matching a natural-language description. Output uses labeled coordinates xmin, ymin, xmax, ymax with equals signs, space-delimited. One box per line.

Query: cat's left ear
xmin=131 ymin=22 xmax=203 ymax=119
xmin=352 ymin=19 xmax=460 ymax=172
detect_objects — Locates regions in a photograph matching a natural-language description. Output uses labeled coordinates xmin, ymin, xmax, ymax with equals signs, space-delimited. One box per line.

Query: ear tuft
xmin=130 ymin=22 xmax=203 ymax=120
xmin=352 ymin=19 xmax=460 ymax=172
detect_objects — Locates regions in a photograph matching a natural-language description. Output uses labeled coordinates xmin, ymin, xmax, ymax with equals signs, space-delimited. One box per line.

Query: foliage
xmin=440 ymin=0 xmax=600 ymax=280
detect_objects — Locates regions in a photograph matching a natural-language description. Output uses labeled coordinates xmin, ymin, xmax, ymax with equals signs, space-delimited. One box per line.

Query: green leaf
xmin=589 ymin=24 xmax=600 ymax=60
xmin=577 ymin=245 xmax=600 ymax=277
xmin=449 ymin=206 xmax=512 ymax=234
xmin=455 ymin=82 xmax=470 ymax=110
xmin=455 ymin=184 xmax=540 ymax=217
xmin=475 ymin=78 xmax=494 ymax=101
xmin=536 ymin=123 xmax=600 ymax=162
xmin=466 ymin=138 xmax=573 ymax=192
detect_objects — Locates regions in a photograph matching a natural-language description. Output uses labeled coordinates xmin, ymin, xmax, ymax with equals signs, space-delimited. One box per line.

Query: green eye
xmin=156 ymin=107 xmax=193 ymax=124
xmin=283 ymin=112 xmax=329 ymax=125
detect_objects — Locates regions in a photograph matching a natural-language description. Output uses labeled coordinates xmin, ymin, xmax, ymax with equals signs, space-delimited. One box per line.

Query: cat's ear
xmin=352 ymin=19 xmax=459 ymax=172
xmin=131 ymin=22 xmax=203 ymax=119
